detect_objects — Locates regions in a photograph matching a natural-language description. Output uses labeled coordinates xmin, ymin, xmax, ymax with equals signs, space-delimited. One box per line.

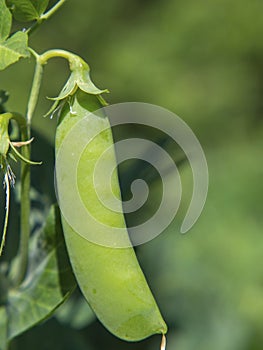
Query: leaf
xmin=0 ymin=0 xmax=11 ymax=41
xmin=6 ymin=205 xmax=76 ymax=341
xmin=0 ymin=31 xmax=29 ymax=71
xmin=9 ymin=0 xmax=50 ymax=22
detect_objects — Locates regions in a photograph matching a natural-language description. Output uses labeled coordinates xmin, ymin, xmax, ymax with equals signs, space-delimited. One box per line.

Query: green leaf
xmin=0 ymin=31 xmax=29 ymax=71
xmin=0 ymin=0 xmax=11 ymax=41
xmin=9 ymin=0 xmax=50 ymax=22
xmin=6 ymin=205 xmax=76 ymax=341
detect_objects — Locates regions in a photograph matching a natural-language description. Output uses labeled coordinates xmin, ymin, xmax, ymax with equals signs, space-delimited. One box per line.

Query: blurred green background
xmin=1 ymin=0 xmax=263 ymax=349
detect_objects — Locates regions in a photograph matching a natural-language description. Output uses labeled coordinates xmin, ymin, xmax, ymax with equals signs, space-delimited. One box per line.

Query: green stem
xmin=27 ymin=59 xmax=44 ymax=126
xmin=40 ymin=0 xmax=67 ymax=21
xmin=39 ymin=49 xmax=80 ymax=66
xmin=14 ymin=126 xmax=30 ymax=285
xmin=14 ymin=58 xmax=44 ymax=285
xmin=27 ymin=0 xmax=67 ymax=35
xmin=16 ymin=139 xmax=30 ymax=285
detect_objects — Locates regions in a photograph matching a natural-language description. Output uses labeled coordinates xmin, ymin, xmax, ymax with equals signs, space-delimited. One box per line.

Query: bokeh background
xmin=1 ymin=0 xmax=263 ymax=349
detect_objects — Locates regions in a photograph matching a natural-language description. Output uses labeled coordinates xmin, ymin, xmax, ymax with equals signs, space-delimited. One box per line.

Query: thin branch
xmin=27 ymin=0 xmax=67 ymax=35
xmin=40 ymin=0 xmax=67 ymax=21
xmin=27 ymin=60 xmax=43 ymax=126
xmin=14 ymin=58 xmax=43 ymax=285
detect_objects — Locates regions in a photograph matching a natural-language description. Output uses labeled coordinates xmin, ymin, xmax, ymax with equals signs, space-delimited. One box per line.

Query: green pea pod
xmin=55 ymin=89 xmax=167 ymax=341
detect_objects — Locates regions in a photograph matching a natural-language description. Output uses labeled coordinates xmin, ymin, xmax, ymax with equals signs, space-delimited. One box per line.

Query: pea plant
xmin=0 ymin=1 xmax=167 ymax=349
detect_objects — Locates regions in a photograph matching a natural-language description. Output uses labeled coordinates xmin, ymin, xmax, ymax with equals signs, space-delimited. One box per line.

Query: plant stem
xmin=15 ymin=141 xmax=30 ymax=285
xmin=27 ymin=60 xmax=43 ymax=126
xmin=41 ymin=0 xmax=67 ymax=21
xmin=39 ymin=49 xmax=80 ymax=66
xmin=14 ymin=57 xmax=43 ymax=285
xmin=27 ymin=0 xmax=67 ymax=35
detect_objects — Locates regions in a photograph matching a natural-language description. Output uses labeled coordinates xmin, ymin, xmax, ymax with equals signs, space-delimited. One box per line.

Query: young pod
xmin=55 ymin=89 xmax=167 ymax=341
